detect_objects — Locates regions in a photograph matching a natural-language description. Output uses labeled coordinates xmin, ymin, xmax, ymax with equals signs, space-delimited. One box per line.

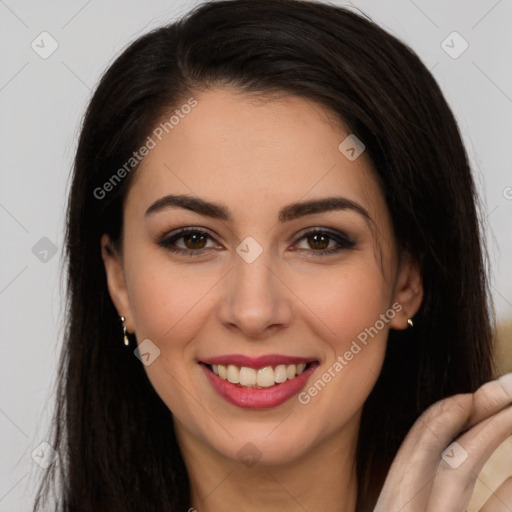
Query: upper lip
xmin=200 ymin=354 xmax=317 ymax=368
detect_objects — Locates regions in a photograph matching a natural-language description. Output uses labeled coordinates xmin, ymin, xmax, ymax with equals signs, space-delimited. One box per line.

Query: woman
xmin=33 ymin=0 xmax=512 ymax=510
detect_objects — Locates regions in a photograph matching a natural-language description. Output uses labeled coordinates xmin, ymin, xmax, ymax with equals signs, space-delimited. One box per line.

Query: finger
xmin=426 ymin=409 xmax=512 ymax=511
xmin=406 ymin=372 xmax=512 ymax=460
xmin=480 ymin=476 xmax=512 ymax=512
xmin=374 ymin=373 xmax=512 ymax=511
xmin=467 ymin=373 xmax=512 ymax=428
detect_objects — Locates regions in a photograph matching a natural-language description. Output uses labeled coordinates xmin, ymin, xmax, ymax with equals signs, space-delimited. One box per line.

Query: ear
xmin=389 ymin=250 xmax=423 ymax=330
xmin=100 ymin=234 xmax=135 ymax=333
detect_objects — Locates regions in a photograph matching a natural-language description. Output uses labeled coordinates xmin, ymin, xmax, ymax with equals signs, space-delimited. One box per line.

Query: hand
xmin=374 ymin=372 xmax=512 ymax=511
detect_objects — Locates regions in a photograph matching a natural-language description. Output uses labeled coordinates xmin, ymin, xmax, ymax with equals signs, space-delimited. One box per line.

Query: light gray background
xmin=1 ymin=0 xmax=511 ymax=509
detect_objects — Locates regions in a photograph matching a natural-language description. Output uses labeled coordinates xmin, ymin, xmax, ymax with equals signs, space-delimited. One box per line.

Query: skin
xmin=101 ymin=88 xmax=511 ymax=511
xmin=375 ymin=375 xmax=512 ymax=511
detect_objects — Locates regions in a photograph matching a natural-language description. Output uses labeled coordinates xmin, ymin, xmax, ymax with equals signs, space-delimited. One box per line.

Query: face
xmin=102 ymin=87 xmax=422 ymax=467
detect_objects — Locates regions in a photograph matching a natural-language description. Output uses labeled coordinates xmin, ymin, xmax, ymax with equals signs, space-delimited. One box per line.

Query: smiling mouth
xmin=204 ymin=362 xmax=316 ymax=389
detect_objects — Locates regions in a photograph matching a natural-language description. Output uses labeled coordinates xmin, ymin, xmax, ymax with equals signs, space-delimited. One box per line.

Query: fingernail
xmin=497 ymin=372 xmax=512 ymax=397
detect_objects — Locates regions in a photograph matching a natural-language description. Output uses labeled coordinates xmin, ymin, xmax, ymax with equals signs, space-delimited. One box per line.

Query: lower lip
xmin=201 ymin=363 xmax=318 ymax=409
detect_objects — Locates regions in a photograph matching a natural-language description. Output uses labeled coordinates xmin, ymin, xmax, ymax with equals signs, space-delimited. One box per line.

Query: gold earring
xmin=407 ymin=318 xmax=414 ymax=328
xmin=120 ymin=316 xmax=130 ymax=346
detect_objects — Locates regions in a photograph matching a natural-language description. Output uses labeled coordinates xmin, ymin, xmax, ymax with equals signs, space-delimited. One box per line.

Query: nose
xmin=216 ymin=248 xmax=293 ymax=339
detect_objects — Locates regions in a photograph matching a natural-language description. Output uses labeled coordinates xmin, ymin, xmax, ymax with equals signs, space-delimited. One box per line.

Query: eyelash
xmin=157 ymin=227 xmax=356 ymax=257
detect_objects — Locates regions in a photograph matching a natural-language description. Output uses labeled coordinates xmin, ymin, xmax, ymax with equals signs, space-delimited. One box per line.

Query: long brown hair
xmin=33 ymin=1 xmax=494 ymax=510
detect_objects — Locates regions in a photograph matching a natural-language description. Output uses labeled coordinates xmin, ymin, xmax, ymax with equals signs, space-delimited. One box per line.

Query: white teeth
xmin=239 ymin=366 xmax=257 ymax=386
xmin=227 ymin=364 xmax=240 ymax=384
xmin=217 ymin=364 xmax=227 ymax=379
xmin=210 ymin=362 xmax=310 ymax=388
xmin=257 ymin=366 xmax=275 ymax=388
xmin=274 ymin=364 xmax=288 ymax=383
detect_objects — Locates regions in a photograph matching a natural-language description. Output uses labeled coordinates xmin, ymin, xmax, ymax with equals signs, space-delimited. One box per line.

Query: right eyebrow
xmin=145 ymin=194 xmax=229 ymax=220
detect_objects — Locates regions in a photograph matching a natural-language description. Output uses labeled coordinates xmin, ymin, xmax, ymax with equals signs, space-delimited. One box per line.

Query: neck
xmin=178 ymin=418 xmax=360 ymax=512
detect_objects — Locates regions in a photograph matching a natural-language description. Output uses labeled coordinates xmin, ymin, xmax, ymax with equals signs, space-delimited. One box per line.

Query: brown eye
xmin=306 ymin=233 xmax=330 ymax=251
xmin=157 ymin=228 xmax=220 ymax=257
xmin=294 ymin=229 xmax=356 ymax=256
xmin=183 ymin=233 xmax=208 ymax=250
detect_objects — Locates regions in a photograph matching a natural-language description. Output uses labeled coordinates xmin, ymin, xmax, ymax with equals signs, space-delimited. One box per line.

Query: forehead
xmin=126 ymin=87 xmax=386 ymax=224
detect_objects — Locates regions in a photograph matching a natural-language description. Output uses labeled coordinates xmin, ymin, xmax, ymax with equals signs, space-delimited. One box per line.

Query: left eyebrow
xmin=278 ymin=197 xmax=372 ymax=223
xmin=144 ymin=194 xmax=372 ymax=223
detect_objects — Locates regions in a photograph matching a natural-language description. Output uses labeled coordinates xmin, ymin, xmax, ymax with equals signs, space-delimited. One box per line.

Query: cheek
xmin=124 ymin=255 xmax=222 ymax=426
xmin=126 ymin=254 xmax=221 ymax=345
xmin=289 ymin=260 xmax=391 ymax=425
xmin=290 ymin=256 xmax=392 ymax=347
